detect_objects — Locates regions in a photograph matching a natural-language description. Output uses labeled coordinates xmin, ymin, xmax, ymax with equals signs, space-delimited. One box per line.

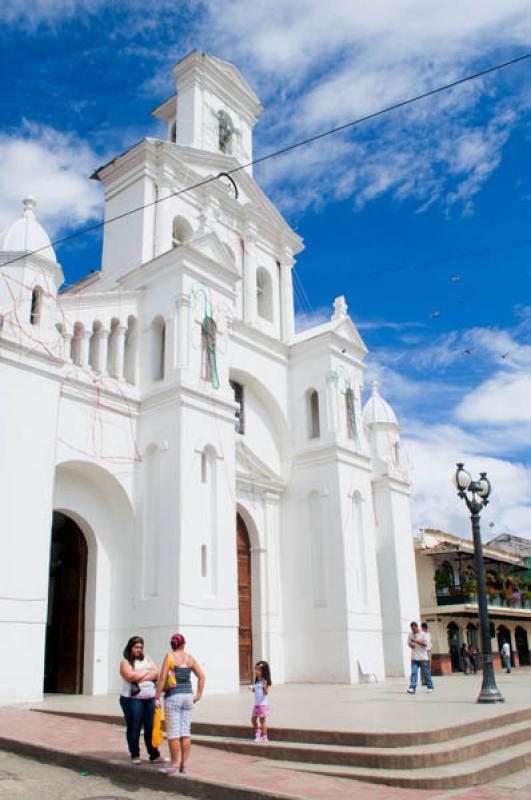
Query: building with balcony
xmin=416 ymin=528 xmax=531 ymax=674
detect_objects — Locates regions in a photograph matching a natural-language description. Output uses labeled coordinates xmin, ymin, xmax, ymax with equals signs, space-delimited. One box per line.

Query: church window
xmin=172 ymin=216 xmax=193 ymax=247
xmin=307 ymin=389 xmax=320 ymax=439
xmin=169 ymin=120 xmax=177 ymax=143
xmin=124 ymin=315 xmax=137 ymax=384
xmin=151 ymin=316 xmax=166 ymax=381
xmin=394 ymin=441 xmax=400 ymax=465
xmin=201 ymin=316 xmax=218 ymax=387
xmin=218 ymin=110 xmax=234 ymax=154
xmin=201 ymin=544 xmax=208 ymax=578
xmin=230 ymin=380 xmax=245 ymax=434
xmin=256 ymin=268 xmax=273 ymax=322
xmin=30 ymin=286 xmax=43 ymax=325
xmin=201 ymin=450 xmax=207 ymax=483
xmin=345 ymin=387 xmax=356 ymax=440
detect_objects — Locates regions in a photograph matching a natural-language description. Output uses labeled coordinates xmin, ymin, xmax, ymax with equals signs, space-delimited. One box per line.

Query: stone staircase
xmin=191 ymin=709 xmax=531 ymax=789
xmin=34 ymin=706 xmax=531 ymax=790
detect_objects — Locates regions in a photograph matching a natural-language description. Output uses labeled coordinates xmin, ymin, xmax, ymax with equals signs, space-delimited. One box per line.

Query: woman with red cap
xmin=156 ymin=633 xmax=205 ymax=775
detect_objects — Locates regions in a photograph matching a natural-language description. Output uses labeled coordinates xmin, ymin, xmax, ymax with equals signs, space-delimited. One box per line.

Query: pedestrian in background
xmin=468 ymin=643 xmax=478 ymax=674
xmin=407 ymin=621 xmax=434 ymax=694
xmin=420 ymin=622 xmax=432 ymax=685
xmin=501 ymin=640 xmax=512 ymax=673
xmin=461 ymin=642 xmax=470 ymax=674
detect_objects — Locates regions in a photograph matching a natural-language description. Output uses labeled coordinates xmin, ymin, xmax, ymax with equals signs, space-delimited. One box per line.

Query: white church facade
xmin=0 ymin=52 xmax=419 ymax=704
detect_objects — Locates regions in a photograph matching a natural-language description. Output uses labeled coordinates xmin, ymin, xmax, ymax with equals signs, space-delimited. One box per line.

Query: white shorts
xmin=165 ymin=693 xmax=193 ymax=739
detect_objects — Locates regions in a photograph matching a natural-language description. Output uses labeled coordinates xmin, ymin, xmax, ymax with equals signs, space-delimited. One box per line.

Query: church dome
xmin=0 ymin=197 xmax=56 ymax=262
xmin=363 ymin=380 xmax=398 ymax=427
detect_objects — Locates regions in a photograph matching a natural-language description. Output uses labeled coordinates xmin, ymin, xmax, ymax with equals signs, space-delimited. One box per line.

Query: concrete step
xmin=33 ymin=704 xmax=531 ymax=747
xmin=272 ymin=738 xmax=531 ymax=789
xmin=193 ymin=719 xmax=531 ymax=769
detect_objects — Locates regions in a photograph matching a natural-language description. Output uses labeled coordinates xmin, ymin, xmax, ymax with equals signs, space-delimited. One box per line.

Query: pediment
xmin=236 ymin=441 xmax=284 ymax=489
xmin=332 ymin=317 xmax=368 ymax=354
xmin=186 ymin=231 xmax=240 ymax=275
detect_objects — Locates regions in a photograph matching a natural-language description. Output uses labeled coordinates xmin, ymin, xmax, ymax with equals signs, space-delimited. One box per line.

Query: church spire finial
xmin=23 ymin=196 xmax=36 ymax=216
xmin=332 ymin=295 xmax=348 ymax=321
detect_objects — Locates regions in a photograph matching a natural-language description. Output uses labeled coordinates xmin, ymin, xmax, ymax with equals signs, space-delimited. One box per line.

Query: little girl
xmin=250 ymin=660 xmax=271 ymax=743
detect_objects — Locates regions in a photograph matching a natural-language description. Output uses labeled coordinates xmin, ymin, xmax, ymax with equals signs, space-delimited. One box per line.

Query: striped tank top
xmin=166 ymin=661 xmax=193 ymax=696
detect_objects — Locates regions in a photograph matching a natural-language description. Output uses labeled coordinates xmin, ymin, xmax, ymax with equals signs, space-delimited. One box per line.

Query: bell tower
xmin=151 ymin=51 xmax=263 ymax=175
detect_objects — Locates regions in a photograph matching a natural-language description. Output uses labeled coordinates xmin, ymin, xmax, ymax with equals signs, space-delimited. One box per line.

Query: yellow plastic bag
xmin=152 ymin=704 xmax=164 ymax=748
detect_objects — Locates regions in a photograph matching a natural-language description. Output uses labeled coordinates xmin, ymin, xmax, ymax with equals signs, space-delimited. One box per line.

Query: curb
xmin=0 ymin=736 xmax=302 ymax=800
xmin=32 ymin=704 xmax=531 ymax=746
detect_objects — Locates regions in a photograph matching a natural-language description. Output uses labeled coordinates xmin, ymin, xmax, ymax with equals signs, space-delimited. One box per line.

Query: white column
xmin=63 ymin=332 xmax=73 ymax=363
xmin=263 ymin=491 xmax=284 ymax=680
xmin=79 ymin=330 xmax=91 ymax=368
xmin=115 ymin=325 xmax=126 ymax=380
xmin=154 ymin=182 xmax=173 ymax=258
xmin=279 ymin=248 xmax=295 ymax=342
xmin=96 ymin=328 xmax=110 ymax=374
xmin=326 ymin=371 xmax=339 ymax=434
xmin=243 ymin=225 xmax=258 ymax=326
xmin=175 ymin=292 xmax=190 ymax=368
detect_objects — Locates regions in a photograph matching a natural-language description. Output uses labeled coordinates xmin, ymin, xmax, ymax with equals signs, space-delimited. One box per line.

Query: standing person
xmin=501 ymin=640 xmax=512 ymax=673
xmin=156 ymin=633 xmax=205 ymax=776
xmin=407 ymin=621 xmax=434 ymax=694
xmin=420 ymin=623 xmax=432 ymax=686
xmin=461 ymin=642 xmax=470 ymax=674
xmin=468 ymin=643 xmax=478 ymax=674
xmin=250 ymin=660 xmax=271 ymax=743
xmin=119 ymin=635 xmax=161 ymax=765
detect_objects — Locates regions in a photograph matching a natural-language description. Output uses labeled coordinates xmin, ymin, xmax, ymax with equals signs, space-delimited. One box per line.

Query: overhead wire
xmin=0 ymin=52 xmax=529 ymax=269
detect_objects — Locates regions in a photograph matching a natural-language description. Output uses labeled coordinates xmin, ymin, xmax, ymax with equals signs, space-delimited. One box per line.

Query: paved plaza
xmin=32 ymin=670 xmax=531 ymax=733
xmin=0 ymin=671 xmax=529 ymax=799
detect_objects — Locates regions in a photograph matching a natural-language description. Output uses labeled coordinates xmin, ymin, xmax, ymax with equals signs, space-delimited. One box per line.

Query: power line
xmin=2 ymin=51 xmax=530 ymax=270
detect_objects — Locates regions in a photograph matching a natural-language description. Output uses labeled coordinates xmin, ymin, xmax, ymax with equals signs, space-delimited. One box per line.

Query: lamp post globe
xmin=453 ymin=463 xmax=503 ymax=704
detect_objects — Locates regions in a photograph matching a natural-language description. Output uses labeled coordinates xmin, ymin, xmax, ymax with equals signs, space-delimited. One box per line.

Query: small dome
xmin=0 ymin=197 xmax=56 ymax=262
xmin=363 ymin=380 xmax=399 ymax=427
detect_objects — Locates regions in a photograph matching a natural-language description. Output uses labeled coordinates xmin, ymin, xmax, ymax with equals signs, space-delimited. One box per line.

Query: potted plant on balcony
xmin=522 ymin=589 xmax=531 ymax=609
xmin=434 ymin=567 xmax=453 ymax=595
xmin=511 ymin=590 xmax=522 ymax=608
xmin=462 ymin=578 xmax=477 ymax=601
xmin=487 ymin=585 xmax=499 ymax=606
xmin=500 ymin=587 xmax=513 ymax=607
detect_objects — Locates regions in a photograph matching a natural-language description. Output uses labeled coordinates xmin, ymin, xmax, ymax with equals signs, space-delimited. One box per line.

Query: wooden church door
xmin=237 ymin=514 xmax=253 ymax=683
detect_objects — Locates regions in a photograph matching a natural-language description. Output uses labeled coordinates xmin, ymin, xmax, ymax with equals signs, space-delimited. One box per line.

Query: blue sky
xmin=1 ymin=1 xmax=530 ymax=537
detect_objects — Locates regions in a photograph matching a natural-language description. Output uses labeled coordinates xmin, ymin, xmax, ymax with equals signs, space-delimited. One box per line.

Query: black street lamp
xmin=453 ymin=463 xmax=504 ymax=703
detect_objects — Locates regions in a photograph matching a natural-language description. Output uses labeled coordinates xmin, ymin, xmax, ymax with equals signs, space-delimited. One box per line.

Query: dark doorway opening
xmin=497 ymin=625 xmax=514 ymax=668
xmin=44 ymin=512 xmax=88 ymax=693
xmin=515 ymin=626 xmax=529 ymax=667
xmin=236 ymin=513 xmax=253 ymax=684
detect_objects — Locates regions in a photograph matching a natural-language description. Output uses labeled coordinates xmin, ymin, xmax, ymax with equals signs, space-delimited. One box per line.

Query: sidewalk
xmin=1 ymin=706 xmax=530 ymax=800
xmin=32 ymin=670 xmax=531 ymax=734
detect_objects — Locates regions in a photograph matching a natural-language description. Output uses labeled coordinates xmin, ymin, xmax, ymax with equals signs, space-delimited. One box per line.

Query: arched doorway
xmin=237 ymin=513 xmax=253 ymax=684
xmin=447 ymin=622 xmax=462 ymax=672
xmin=44 ymin=512 xmax=87 ymax=693
xmin=515 ymin=626 xmax=529 ymax=667
xmin=497 ymin=625 xmax=513 ymax=668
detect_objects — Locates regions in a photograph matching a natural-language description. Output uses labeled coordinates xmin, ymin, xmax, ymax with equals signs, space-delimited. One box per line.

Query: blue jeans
xmin=409 ymin=660 xmax=434 ymax=691
xmin=502 ymin=653 xmax=512 ymax=672
xmin=119 ymin=696 xmax=160 ymax=760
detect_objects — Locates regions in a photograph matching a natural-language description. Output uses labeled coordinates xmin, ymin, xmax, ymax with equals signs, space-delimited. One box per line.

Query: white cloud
xmin=458 ymin=372 xmax=531 ymax=424
xmin=200 ymin=0 xmax=531 ymax=214
xmin=0 ymin=122 xmax=102 ymax=237
xmin=405 ymin=426 xmax=531 ymax=537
